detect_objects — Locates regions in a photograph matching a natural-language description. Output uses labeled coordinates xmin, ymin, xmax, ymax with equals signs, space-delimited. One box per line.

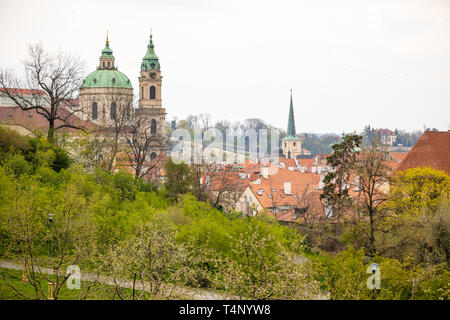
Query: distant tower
xmin=135 ymin=32 xmax=166 ymax=158
xmin=281 ymin=90 xmax=302 ymax=158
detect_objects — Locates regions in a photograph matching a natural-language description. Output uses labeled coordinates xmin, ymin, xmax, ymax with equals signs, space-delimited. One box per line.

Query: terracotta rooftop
xmin=249 ymin=169 xmax=320 ymax=208
xmin=0 ymin=106 xmax=96 ymax=134
xmin=0 ymin=88 xmax=47 ymax=96
xmin=396 ymin=131 xmax=450 ymax=175
xmin=389 ymin=152 xmax=408 ymax=162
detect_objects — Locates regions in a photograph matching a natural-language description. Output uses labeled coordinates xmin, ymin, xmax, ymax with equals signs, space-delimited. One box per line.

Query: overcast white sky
xmin=1 ymin=0 xmax=449 ymax=133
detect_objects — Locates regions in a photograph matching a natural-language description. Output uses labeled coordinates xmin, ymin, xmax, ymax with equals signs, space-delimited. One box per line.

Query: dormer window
xmin=112 ymin=78 xmax=116 ymax=85
xmin=93 ymin=78 xmax=97 ymax=84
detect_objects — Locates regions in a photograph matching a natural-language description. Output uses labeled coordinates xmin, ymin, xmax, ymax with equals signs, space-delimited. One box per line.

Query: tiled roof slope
xmin=396 ymin=131 xmax=450 ymax=175
xmin=0 ymin=105 xmax=96 ymax=134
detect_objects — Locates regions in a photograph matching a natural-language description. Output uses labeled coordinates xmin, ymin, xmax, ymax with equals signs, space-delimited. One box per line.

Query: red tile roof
xmin=0 ymin=106 xmax=96 ymax=134
xmin=0 ymin=88 xmax=46 ymax=96
xmin=296 ymin=158 xmax=315 ymax=169
xmin=396 ymin=131 xmax=450 ymax=175
xmin=249 ymin=169 xmax=320 ymax=208
xmin=389 ymin=152 xmax=408 ymax=162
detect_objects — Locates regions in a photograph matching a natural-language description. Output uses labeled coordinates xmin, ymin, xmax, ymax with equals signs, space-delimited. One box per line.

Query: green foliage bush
xmin=0 ymin=128 xmax=448 ymax=300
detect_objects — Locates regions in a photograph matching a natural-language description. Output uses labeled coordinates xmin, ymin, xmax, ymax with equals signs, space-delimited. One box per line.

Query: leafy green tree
xmin=381 ymin=168 xmax=450 ymax=264
xmin=320 ymin=134 xmax=361 ymax=236
xmin=164 ymin=157 xmax=192 ymax=200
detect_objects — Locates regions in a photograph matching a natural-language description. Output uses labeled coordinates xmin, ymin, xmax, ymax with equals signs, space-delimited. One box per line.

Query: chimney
xmin=284 ymin=182 xmax=291 ymax=195
xmin=318 ymin=174 xmax=325 ymax=190
xmin=261 ymin=167 xmax=269 ymax=179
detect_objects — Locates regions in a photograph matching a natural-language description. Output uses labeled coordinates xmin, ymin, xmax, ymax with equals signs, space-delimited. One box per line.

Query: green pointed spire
xmin=141 ymin=31 xmax=160 ymax=71
xmin=287 ymin=90 xmax=296 ymax=136
xmin=282 ymin=90 xmax=301 ymax=141
xmin=100 ymin=31 xmax=114 ymax=58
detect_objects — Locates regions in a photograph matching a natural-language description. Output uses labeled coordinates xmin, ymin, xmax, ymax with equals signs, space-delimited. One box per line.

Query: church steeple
xmin=286 ymin=90 xmax=296 ymax=137
xmin=141 ymin=32 xmax=160 ymax=71
xmin=99 ymin=32 xmax=115 ymax=70
xmin=281 ymin=90 xmax=302 ymax=158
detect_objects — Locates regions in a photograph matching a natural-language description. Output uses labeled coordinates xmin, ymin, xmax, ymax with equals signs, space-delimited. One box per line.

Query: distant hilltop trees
xmin=362 ymin=125 xmax=422 ymax=147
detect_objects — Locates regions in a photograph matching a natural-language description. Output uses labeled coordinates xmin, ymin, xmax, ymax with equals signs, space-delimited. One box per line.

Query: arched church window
xmin=150 ymin=152 xmax=157 ymax=160
xmin=150 ymin=86 xmax=156 ymax=100
xmin=92 ymin=102 xmax=98 ymax=120
xmin=151 ymin=119 xmax=157 ymax=134
xmin=150 ymin=119 xmax=156 ymax=133
xmin=108 ymin=61 xmax=110 ymax=68
xmin=141 ymin=86 xmax=144 ymax=99
xmin=126 ymin=104 xmax=131 ymax=120
xmin=110 ymin=102 xmax=116 ymax=120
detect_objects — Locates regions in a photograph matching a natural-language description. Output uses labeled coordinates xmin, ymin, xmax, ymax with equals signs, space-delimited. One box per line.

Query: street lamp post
xmin=48 ymin=214 xmax=54 ymax=258
xmin=47 ymin=213 xmax=55 ymax=300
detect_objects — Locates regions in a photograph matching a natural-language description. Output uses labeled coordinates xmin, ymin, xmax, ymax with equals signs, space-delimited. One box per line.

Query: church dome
xmin=80 ymin=35 xmax=133 ymax=90
xmin=81 ymin=69 xmax=132 ymax=89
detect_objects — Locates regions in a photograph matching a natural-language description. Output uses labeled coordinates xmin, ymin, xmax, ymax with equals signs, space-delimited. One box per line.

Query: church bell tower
xmin=135 ymin=32 xmax=166 ymax=157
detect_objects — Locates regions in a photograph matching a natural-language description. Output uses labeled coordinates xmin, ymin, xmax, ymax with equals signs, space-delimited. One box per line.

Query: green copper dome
xmin=81 ymin=35 xmax=132 ymax=89
xmin=81 ymin=69 xmax=132 ymax=89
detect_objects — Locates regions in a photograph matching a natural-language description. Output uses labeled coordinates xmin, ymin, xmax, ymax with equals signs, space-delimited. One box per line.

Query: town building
xmin=0 ymin=88 xmax=93 ymax=136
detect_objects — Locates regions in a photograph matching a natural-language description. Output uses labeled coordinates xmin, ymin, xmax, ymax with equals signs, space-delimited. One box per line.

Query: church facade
xmin=78 ymin=33 xmax=166 ymax=157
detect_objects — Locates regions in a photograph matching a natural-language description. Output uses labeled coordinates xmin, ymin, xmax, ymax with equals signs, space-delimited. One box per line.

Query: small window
xmin=151 ymin=119 xmax=157 ymax=134
xmin=126 ymin=104 xmax=131 ymax=120
xmin=110 ymin=102 xmax=116 ymax=120
xmin=92 ymin=102 xmax=98 ymax=120
xmin=141 ymin=86 xmax=144 ymax=99
xmin=150 ymin=62 xmax=156 ymax=69
xmin=93 ymin=78 xmax=97 ymax=84
xmin=112 ymin=78 xmax=116 ymax=85
xmin=150 ymin=86 xmax=156 ymax=99
xmin=293 ymin=142 xmax=296 ymax=147
xmin=150 ymin=152 xmax=157 ymax=160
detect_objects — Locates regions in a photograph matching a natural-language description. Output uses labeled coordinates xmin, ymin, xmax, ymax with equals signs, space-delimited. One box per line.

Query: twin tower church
xmin=79 ymin=33 xmax=166 ymax=155
xmin=79 ymin=33 xmax=303 ymax=160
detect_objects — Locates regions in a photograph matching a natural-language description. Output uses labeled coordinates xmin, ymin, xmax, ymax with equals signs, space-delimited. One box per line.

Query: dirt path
xmin=0 ymin=259 xmax=229 ymax=300
xmin=0 ymin=259 xmax=329 ymax=300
